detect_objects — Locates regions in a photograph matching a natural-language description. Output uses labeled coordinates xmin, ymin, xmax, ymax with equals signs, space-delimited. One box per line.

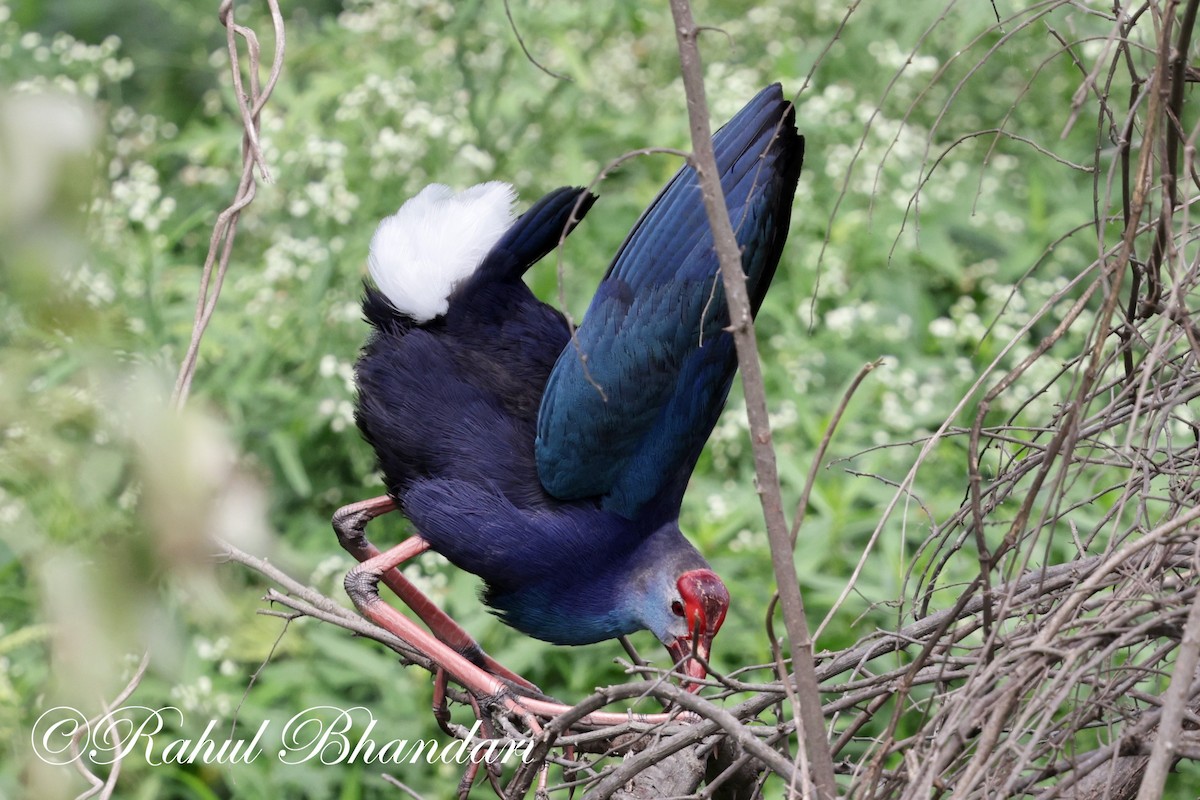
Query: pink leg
xmin=333 ymin=496 xmax=539 ymax=693
xmin=344 ymin=540 xmax=695 ymax=726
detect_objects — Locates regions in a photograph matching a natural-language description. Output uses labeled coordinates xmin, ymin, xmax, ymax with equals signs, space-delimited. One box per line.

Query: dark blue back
xmin=356 ymin=188 xmax=594 ymax=517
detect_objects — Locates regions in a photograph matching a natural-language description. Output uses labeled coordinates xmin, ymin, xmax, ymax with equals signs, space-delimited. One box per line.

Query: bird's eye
xmin=671 ymin=600 xmax=685 ymax=617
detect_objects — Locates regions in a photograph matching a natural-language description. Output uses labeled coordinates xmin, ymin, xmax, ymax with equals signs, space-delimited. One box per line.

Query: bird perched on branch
xmin=334 ymin=84 xmax=803 ymax=712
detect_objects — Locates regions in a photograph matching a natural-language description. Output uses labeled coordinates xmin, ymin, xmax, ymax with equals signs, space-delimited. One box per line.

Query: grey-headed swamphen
xmin=334 ymin=84 xmax=803 ymax=721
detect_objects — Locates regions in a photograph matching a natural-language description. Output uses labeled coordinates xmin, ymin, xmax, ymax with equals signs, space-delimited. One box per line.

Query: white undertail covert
xmin=368 ymin=181 xmax=517 ymax=323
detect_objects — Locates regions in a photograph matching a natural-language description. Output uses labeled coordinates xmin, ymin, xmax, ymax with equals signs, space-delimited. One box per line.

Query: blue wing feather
xmin=536 ymin=84 xmax=804 ymax=520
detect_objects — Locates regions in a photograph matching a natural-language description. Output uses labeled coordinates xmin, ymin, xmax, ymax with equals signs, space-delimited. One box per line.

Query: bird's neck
xmin=485 ymin=518 xmax=708 ymax=646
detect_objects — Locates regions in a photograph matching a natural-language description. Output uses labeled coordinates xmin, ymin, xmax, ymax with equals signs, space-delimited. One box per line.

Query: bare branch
xmin=668 ymin=1 xmax=837 ymax=796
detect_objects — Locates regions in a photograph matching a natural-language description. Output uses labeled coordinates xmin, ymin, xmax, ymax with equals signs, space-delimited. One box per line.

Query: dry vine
xmin=171 ymin=0 xmax=283 ymax=409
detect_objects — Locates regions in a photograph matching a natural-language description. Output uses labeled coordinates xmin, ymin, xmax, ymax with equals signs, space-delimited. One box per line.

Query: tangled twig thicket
xmin=813 ymin=1 xmax=1200 ymax=797
xmin=200 ymin=1 xmax=1200 ymax=797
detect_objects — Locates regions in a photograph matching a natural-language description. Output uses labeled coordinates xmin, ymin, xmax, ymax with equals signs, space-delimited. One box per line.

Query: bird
xmin=333 ymin=84 xmax=803 ymax=712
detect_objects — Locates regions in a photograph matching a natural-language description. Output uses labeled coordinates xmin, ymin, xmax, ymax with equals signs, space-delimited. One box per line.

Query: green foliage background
xmin=2 ymin=0 xmax=1194 ymax=797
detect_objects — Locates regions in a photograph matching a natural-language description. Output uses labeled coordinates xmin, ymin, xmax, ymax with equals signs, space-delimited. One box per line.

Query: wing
xmin=535 ymin=84 xmax=804 ymax=521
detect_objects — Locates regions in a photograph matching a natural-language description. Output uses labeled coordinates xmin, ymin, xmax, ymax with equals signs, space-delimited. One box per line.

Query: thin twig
xmin=669 ymin=1 xmax=837 ymax=796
